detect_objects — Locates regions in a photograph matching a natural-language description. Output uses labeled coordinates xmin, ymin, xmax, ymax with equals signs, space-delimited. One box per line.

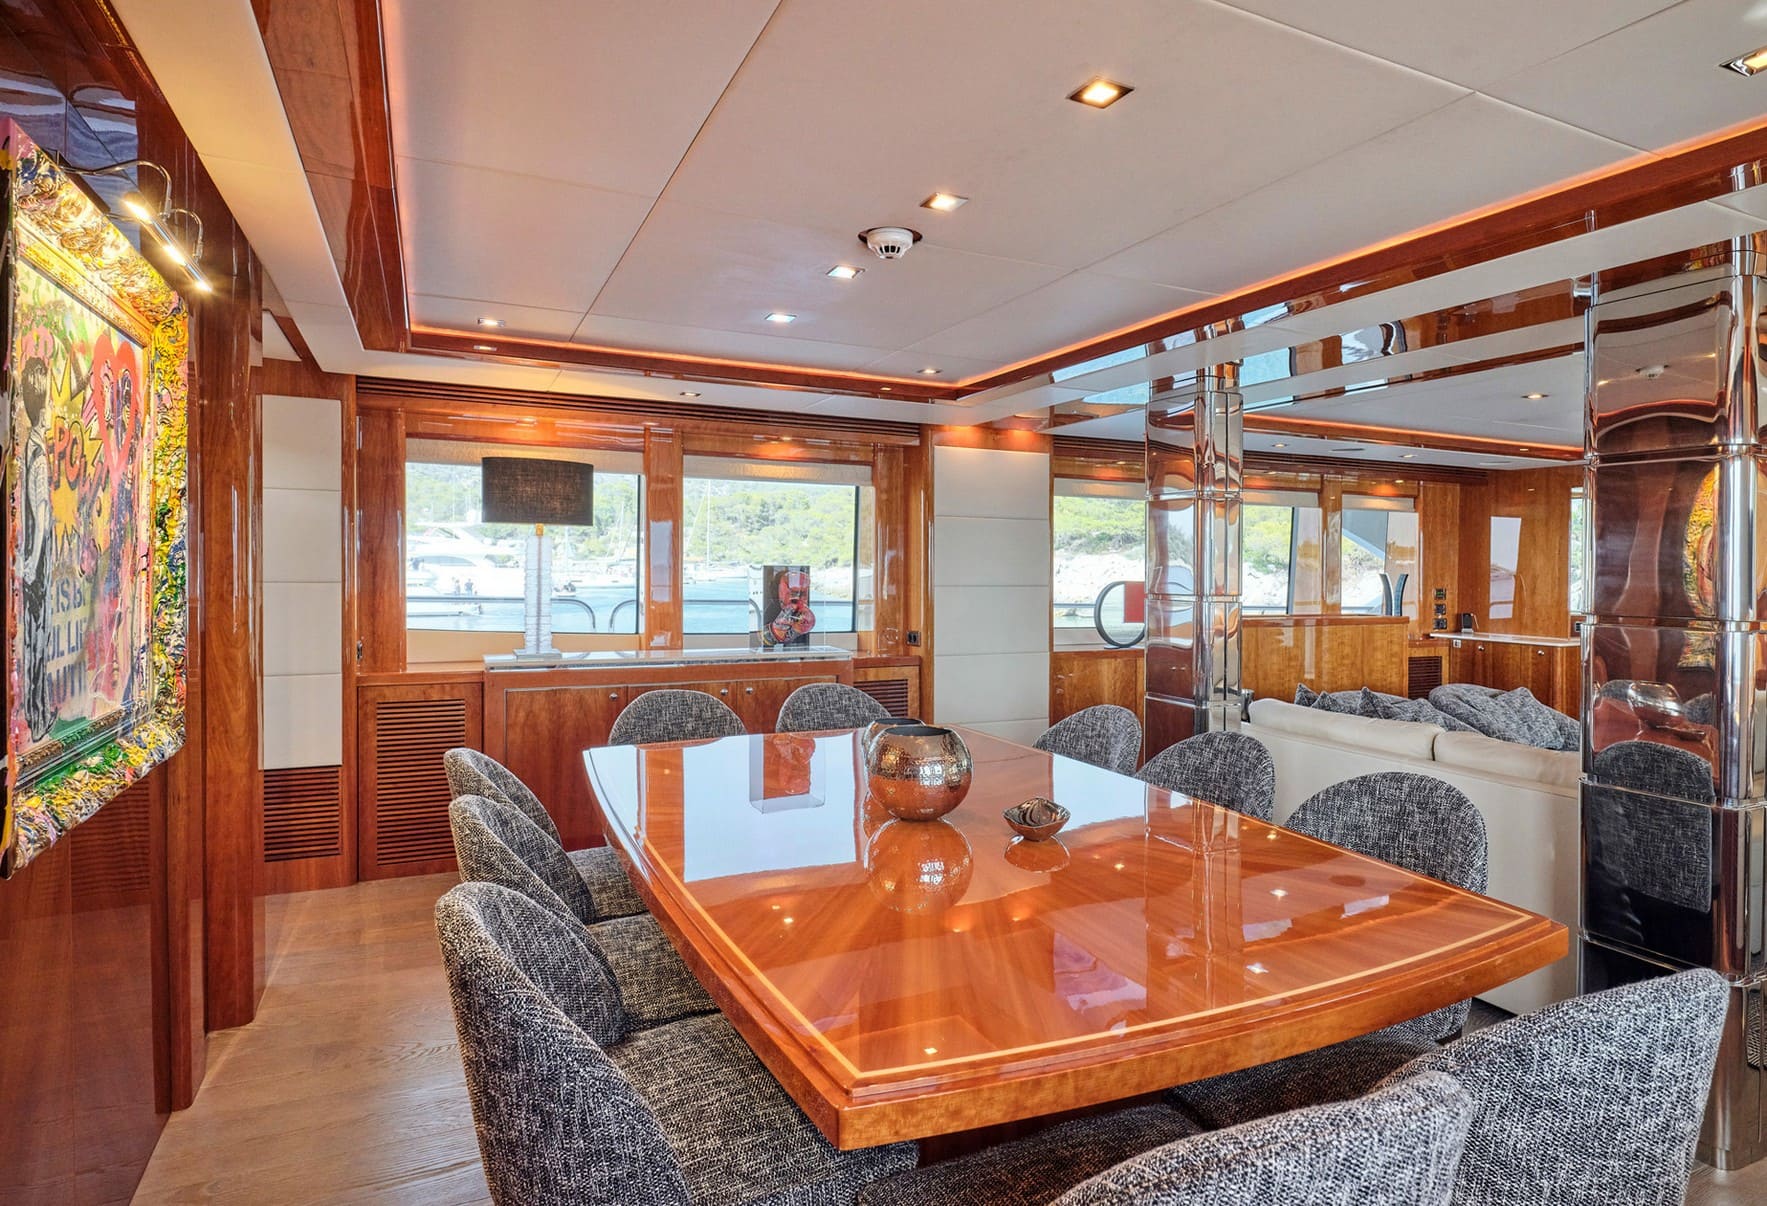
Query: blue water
xmin=407 ymin=574 xmax=855 ymax=635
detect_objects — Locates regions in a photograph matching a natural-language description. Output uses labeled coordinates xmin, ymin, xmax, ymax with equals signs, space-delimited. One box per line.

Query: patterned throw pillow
xmin=1294 ymin=684 xmax=1320 ymax=707
xmin=1375 ymin=694 xmax=1479 ymax=732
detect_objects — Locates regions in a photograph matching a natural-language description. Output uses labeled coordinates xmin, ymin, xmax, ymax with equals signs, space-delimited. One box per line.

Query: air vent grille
xmin=370 ymin=697 xmax=465 ymax=868
xmin=264 ymin=767 xmax=342 ymax=862
xmin=856 ymin=676 xmax=912 ymax=718
xmin=1407 ymin=654 xmax=1445 ymax=700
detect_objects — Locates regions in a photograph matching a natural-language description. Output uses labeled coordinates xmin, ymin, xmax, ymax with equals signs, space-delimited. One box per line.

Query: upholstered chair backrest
xmin=1135 ymin=731 xmax=1277 ymax=822
xmin=775 ymin=682 xmax=890 ymax=733
xmin=435 ymin=882 xmax=687 ymax=1206
xmin=1376 ymin=967 xmax=1728 ymax=1205
xmin=1289 ymin=772 xmax=1488 ymax=894
xmin=1056 ymin=1071 xmax=1472 ymax=1205
xmin=444 ymin=747 xmax=564 ymax=847
xmin=449 ymin=794 xmax=596 ymax=925
xmin=1033 ymin=705 xmax=1143 ymax=775
xmin=608 ymin=689 xmax=746 ymax=746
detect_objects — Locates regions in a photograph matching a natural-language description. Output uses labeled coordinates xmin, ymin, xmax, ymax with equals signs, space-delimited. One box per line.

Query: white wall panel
xmin=931 ymin=446 xmax=1050 ymax=734
xmin=262 ymin=395 xmax=343 ymax=770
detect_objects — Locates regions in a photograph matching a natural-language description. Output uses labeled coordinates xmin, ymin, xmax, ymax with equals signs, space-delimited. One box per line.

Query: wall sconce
xmin=59 ymin=156 xmax=210 ymax=293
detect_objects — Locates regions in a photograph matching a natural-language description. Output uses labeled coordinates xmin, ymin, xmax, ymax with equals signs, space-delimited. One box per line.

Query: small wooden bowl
xmin=1003 ymin=796 xmax=1070 ymax=841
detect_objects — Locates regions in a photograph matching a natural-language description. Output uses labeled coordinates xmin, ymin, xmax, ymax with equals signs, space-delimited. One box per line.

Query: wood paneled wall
xmin=0 ymin=1 xmax=271 ymax=1196
xmin=1482 ymin=467 xmax=1581 ymax=638
xmin=1242 ymin=616 xmax=1410 ymax=700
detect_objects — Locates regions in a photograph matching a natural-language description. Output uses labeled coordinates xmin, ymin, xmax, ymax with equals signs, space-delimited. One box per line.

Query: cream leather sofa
xmin=1244 ymin=697 xmax=1580 ymax=1014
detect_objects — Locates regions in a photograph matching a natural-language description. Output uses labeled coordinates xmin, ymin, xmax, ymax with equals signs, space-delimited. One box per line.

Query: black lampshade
xmin=480 ymin=457 xmax=594 ymax=526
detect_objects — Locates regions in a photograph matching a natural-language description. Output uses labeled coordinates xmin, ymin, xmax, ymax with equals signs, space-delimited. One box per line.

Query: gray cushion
xmin=1288 ymin=773 xmax=1486 ymax=1042
xmin=1058 ymin=1071 xmax=1473 ymax=1205
xmin=857 ymin=1105 xmax=1198 ymax=1206
xmin=777 ymin=682 xmax=890 ymax=732
xmin=435 ymin=883 xmax=690 ymax=1205
xmin=1167 ymin=1032 xmax=1435 ymax=1131
xmin=612 ymin=1012 xmax=917 ymax=1205
xmin=570 ymin=844 xmax=648 ymax=920
xmin=1428 ymin=683 xmax=1577 ymax=751
xmin=1373 ymin=693 xmax=1479 ymax=732
xmin=610 ymin=689 xmax=746 ymax=746
xmin=1373 ymin=968 xmax=1729 ymax=1206
xmin=587 ymin=913 xmax=716 ymax=1030
xmin=1135 ymin=731 xmax=1276 ymax=822
xmin=1311 ymin=689 xmax=1370 ymax=715
xmin=1034 ymin=705 xmax=1143 ymax=774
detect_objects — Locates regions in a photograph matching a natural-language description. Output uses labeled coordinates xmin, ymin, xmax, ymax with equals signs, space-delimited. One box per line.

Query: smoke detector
xmin=859 ymin=226 xmax=922 ymax=260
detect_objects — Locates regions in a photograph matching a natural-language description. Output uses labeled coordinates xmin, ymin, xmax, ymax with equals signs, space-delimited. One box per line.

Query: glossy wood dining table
xmin=583 ymin=726 xmax=1566 ymax=1150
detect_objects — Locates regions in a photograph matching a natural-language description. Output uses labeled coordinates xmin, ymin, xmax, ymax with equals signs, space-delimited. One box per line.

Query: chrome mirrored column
xmin=1146 ymin=368 xmax=1242 ymax=757
xmin=1584 ymin=239 xmax=1767 ymax=1169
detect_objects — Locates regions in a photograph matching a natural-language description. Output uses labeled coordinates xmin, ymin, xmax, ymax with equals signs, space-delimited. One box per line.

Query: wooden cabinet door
xmin=498 ymin=684 xmax=630 ymax=849
xmin=731 ymin=674 xmax=837 ymax=733
xmin=358 ymin=681 xmax=483 ymax=880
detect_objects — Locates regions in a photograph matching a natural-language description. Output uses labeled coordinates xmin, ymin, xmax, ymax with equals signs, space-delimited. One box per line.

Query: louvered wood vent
xmin=371 ymin=697 xmax=466 ymax=866
xmin=856 ymin=676 xmax=912 ymax=718
xmin=1407 ymin=654 xmax=1445 ymax=700
xmin=264 ymin=766 xmax=342 ymax=862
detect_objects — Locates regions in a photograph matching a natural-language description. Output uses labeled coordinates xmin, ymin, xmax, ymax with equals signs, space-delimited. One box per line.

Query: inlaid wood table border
xmin=585 ymin=728 xmax=1567 ymax=1150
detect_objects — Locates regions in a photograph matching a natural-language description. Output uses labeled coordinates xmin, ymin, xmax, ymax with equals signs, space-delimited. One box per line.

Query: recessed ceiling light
xmin=880 ymin=386 xmax=892 ymax=391
xmin=919 ymin=367 xmax=941 ymax=375
xmin=826 ymin=264 xmax=863 ymax=280
xmin=476 ymin=316 xmax=503 ymax=328
xmin=1069 ymin=77 xmax=1133 ymax=108
xmin=1272 ymin=442 xmax=1287 ymax=449
xmin=472 ymin=343 xmax=496 ymax=351
xmin=765 ymin=312 xmax=796 ymax=324
xmin=921 ymin=192 xmax=968 ymax=212
xmin=680 ymin=390 xmax=700 ymax=398
xmin=1523 ymin=392 xmax=1548 ymax=400
xmin=1400 ymin=453 xmax=1416 ymax=459
xmin=1519 ymin=447 xmax=1531 ymax=452
xmin=1722 ymin=45 xmax=1767 ymax=76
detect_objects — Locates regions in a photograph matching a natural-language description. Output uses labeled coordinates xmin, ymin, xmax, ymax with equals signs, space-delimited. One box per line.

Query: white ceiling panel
xmin=908 ymin=272 xmax=1206 ymax=369
xmin=571 ymin=314 xmax=899 ymax=372
xmin=590 ymin=200 xmax=1065 ymax=351
xmin=860 ymin=349 xmax=1003 ymax=381
xmin=397 ymin=156 xmax=654 ymax=312
xmin=384 ymin=0 xmax=778 ymax=198
xmin=1217 ymin=0 xmax=1678 ymax=90
xmin=662 ymin=0 xmax=1465 ymax=272
xmin=1486 ymin=0 xmax=1767 ymax=151
xmin=1094 ymin=95 xmax=1637 ymax=294
xmin=411 ymin=294 xmax=587 ymax=341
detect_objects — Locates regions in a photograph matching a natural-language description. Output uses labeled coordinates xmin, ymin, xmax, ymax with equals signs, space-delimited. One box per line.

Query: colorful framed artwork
xmin=0 ymin=122 xmax=189 ymax=875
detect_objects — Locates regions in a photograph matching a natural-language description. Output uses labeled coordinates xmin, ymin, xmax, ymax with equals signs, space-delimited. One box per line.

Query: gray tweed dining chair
xmin=1033 ymin=705 xmax=1143 ymax=775
xmin=437 ymin=881 xmax=917 ymax=1206
xmin=449 ymin=794 xmax=713 ymax=1029
xmin=609 ymin=688 xmax=746 ymax=746
xmin=1288 ymin=771 xmax=1486 ymax=1042
xmin=857 ymin=1070 xmax=1471 ymax=1206
xmin=776 ymin=681 xmax=891 ymax=732
xmin=1134 ymin=731 xmax=1277 ymax=822
xmin=1167 ymin=968 xmax=1727 ymax=1206
xmin=444 ymin=747 xmax=644 ymax=921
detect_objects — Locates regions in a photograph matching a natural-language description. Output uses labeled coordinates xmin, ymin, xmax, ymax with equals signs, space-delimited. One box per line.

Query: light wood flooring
xmin=133 ymin=874 xmax=1767 ymax=1205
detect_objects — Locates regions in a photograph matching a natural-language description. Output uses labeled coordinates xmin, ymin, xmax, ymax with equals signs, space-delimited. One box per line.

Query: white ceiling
xmin=113 ymin=0 xmax=1767 ymax=452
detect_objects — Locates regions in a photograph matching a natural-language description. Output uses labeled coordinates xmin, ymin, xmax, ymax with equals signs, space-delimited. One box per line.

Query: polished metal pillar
xmin=1145 ymin=368 xmax=1242 ymax=757
xmin=1583 ymin=241 xmax=1767 ymax=1169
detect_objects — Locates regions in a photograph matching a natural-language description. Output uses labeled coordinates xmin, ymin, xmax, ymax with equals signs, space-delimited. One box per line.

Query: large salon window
xmin=405 ymin=441 xmax=644 ymax=634
xmin=680 ymin=458 xmax=872 ymax=634
xmin=1243 ymin=489 xmax=1325 ymax=615
xmin=1340 ymin=495 xmax=1419 ymax=617
xmin=1053 ymin=478 xmax=1146 ymax=633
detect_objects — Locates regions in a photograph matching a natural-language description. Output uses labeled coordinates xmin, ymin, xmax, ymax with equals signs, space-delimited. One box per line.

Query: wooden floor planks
xmin=132 ymin=873 xmax=1767 ymax=1205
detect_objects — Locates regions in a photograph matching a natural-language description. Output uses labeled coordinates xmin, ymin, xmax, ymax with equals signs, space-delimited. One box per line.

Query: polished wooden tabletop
xmin=584 ymin=727 xmax=1566 ymax=1150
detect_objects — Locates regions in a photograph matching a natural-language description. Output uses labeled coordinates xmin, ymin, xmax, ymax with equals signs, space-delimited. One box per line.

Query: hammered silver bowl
xmin=866 ymin=724 xmax=973 ymax=821
xmin=858 ymin=718 xmax=923 ymax=762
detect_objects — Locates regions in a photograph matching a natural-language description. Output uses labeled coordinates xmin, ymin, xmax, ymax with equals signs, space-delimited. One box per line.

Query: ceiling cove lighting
xmin=1722 ymin=46 xmax=1767 ymax=76
xmin=826 ymin=264 xmax=863 ymax=280
xmin=765 ymin=312 xmax=797 ymax=324
xmin=1069 ymin=77 xmax=1134 ymax=108
xmin=921 ymin=192 xmax=969 ymax=212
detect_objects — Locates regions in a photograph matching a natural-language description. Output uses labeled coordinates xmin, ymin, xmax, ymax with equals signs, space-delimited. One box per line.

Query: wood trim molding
xmin=643 ymin=428 xmax=684 ymax=647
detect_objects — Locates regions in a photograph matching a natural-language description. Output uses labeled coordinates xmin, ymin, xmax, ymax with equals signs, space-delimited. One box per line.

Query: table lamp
xmin=480 ymin=457 xmax=593 ymax=660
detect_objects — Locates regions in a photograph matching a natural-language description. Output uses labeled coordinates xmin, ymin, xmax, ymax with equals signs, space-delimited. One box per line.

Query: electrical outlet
xmin=906 ymin=630 xmax=922 ymax=647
